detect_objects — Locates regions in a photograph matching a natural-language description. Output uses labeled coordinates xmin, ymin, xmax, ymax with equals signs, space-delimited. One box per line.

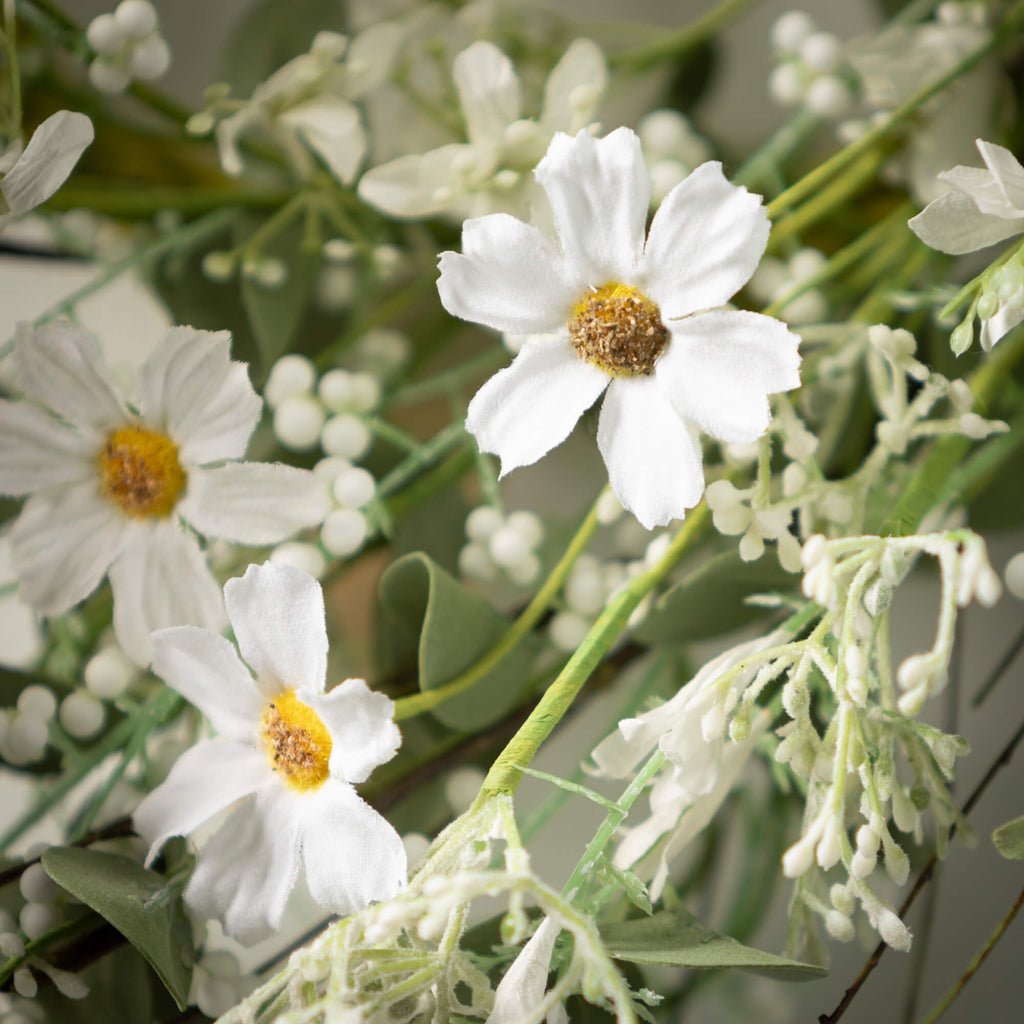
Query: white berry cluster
xmin=769 ymin=10 xmax=853 ymax=119
xmin=86 ymin=0 xmax=170 ymax=95
xmin=458 ymin=506 xmax=545 ymax=588
xmin=636 ymin=109 xmax=712 ymax=205
xmin=748 ymin=247 xmax=828 ymax=326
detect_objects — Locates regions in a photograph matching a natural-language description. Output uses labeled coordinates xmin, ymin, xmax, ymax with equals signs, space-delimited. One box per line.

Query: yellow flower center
xmin=568 ymin=283 xmax=670 ymax=377
xmin=259 ymin=690 xmax=332 ymax=792
xmin=98 ymin=426 xmax=186 ymax=518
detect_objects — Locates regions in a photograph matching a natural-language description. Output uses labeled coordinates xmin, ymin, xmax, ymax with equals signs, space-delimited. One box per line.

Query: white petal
xmin=0 ymin=401 xmax=95 ymax=495
xmin=12 ymin=321 xmax=127 ymax=434
xmin=977 ymin=139 xmax=1024 ymax=211
xmin=437 ymin=214 xmax=579 ymax=334
xmin=137 ymin=327 xmax=261 ymax=466
xmin=9 ymin=482 xmax=127 ymax=614
xmin=343 ymin=22 xmax=404 ymax=97
xmin=0 ymin=111 xmax=94 ymax=221
xmin=109 ymin=521 xmax=226 ymax=667
xmin=597 ymin=378 xmax=704 ymax=530
xmin=179 ymin=463 xmax=330 ymax=544
xmin=454 ymin=41 xmax=521 ymax=146
xmin=132 ymin=740 xmax=269 ymax=864
xmin=281 ymin=98 xmax=366 ymax=184
xmin=297 ymin=779 xmax=406 ymax=916
xmin=297 ymin=678 xmax=400 ymax=784
xmin=224 ymin=562 xmax=327 ymax=693
xmin=642 ymin=162 xmax=769 ymax=319
xmin=656 ymin=310 xmax=801 ymax=444
xmin=535 ymin=127 xmax=649 ymax=284
xmin=490 ymin=917 xmax=562 ymax=1024
xmin=184 ymin=786 xmax=300 ymax=944
xmin=539 ymin=39 xmax=608 ymax=134
xmin=466 ymin=338 xmax=608 ymax=475
xmin=980 ymin=301 xmax=1024 ymax=351
xmin=150 ymin=626 xmax=265 ymax=737
xmin=590 ymin=698 xmax=688 ymax=779
xmin=938 ymin=166 xmax=1019 ymax=218
xmin=908 ymin=190 xmax=1024 ymax=254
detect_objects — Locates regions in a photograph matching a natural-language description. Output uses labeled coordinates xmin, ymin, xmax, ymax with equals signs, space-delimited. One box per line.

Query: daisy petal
xmin=9 ymin=482 xmax=127 ymax=614
xmin=453 ymin=42 xmax=521 ymax=147
xmin=132 ymin=740 xmax=269 ymax=864
xmin=908 ymin=189 xmax=1024 ymax=254
xmin=13 ymin=322 xmax=127 ymax=434
xmin=535 ymin=127 xmax=649 ymax=284
xmin=150 ymin=626 xmax=265 ymax=737
xmin=466 ymin=338 xmax=608 ymax=475
xmin=297 ymin=779 xmax=406 ymax=916
xmin=438 ymin=215 xmax=578 ymax=333
xmin=597 ymin=378 xmax=704 ymax=529
xmin=643 ymin=162 xmax=770 ymax=319
xmin=137 ymin=328 xmax=262 ymax=466
xmin=539 ymin=39 xmax=607 ymax=134
xmin=224 ymin=562 xmax=328 ymax=693
xmin=0 ymin=401 xmax=95 ymax=495
xmin=977 ymin=139 xmax=1024 ymax=211
xmin=185 ymin=786 xmax=300 ymax=945
xmin=179 ymin=463 xmax=330 ymax=544
xmin=109 ymin=520 xmax=226 ymax=667
xmin=298 ymin=678 xmax=400 ymax=784
xmin=656 ymin=310 xmax=801 ymax=444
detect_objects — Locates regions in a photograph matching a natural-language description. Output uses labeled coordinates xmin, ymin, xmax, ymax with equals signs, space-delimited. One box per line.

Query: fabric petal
xmin=539 ymin=39 xmax=608 ymax=134
xmin=938 ymin=166 xmax=1020 ymax=218
xmin=489 ymin=917 xmax=562 ymax=1024
xmin=437 ymin=214 xmax=579 ymax=334
xmin=224 ymin=562 xmax=328 ymax=693
xmin=642 ymin=162 xmax=770 ymax=319
xmin=137 ymin=327 xmax=262 ymax=466
xmin=980 ymin=300 xmax=1024 ymax=351
xmin=132 ymin=740 xmax=270 ymax=864
xmin=977 ymin=139 xmax=1024 ymax=211
xmin=597 ymin=378 xmax=705 ymax=529
xmin=908 ymin=189 xmax=1024 ymax=254
xmin=179 ymin=462 xmax=329 ymax=545
xmin=297 ymin=779 xmax=406 ymax=916
xmin=453 ymin=41 xmax=521 ymax=147
xmin=281 ymin=98 xmax=366 ymax=185
xmin=184 ymin=785 xmax=301 ymax=944
xmin=535 ymin=127 xmax=649 ymax=284
xmin=9 ymin=482 xmax=127 ymax=614
xmin=590 ymin=697 xmax=689 ymax=779
xmin=342 ymin=22 xmax=404 ymax=97
xmin=0 ymin=111 xmax=94 ymax=221
xmin=12 ymin=321 xmax=128 ymax=434
xmin=0 ymin=401 xmax=95 ymax=495
xmin=466 ymin=338 xmax=608 ymax=476
xmin=297 ymin=678 xmax=400 ymax=785
xmin=109 ymin=520 xmax=226 ymax=667
xmin=150 ymin=626 xmax=266 ymax=737
xmin=656 ymin=310 xmax=801 ymax=444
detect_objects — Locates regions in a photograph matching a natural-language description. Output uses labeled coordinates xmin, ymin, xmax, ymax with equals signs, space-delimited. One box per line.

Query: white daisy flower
xmin=437 ymin=127 xmax=801 ymax=529
xmin=0 ymin=322 xmax=330 ymax=664
xmin=0 ymin=111 xmax=94 ymax=230
xmin=133 ymin=562 xmax=406 ymax=943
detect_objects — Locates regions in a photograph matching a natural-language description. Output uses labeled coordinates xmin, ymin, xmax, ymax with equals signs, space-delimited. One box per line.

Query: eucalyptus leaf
xmin=632 ymin=550 xmax=794 ymax=646
xmin=42 ymin=847 xmax=194 ymax=1009
xmin=600 ymin=905 xmax=826 ymax=979
xmin=377 ymin=552 xmax=538 ymax=730
xmin=993 ymin=814 xmax=1024 ymax=859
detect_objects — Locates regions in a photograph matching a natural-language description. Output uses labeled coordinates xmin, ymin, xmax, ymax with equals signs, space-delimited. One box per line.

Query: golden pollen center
xmin=568 ymin=283 xmax=669 ymax=377
xmin=98 ymin=426 xmax=185 ymax=518
xmin=259 ymin=690 xmax=332 ymax=792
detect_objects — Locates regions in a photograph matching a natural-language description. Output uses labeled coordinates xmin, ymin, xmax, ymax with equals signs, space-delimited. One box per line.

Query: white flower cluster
xmin=636 ymin=109 xmax=712 ymax=205
xmin=458 ymin=505 xmax=545 ymax=588
xmin=86 ymin=0 xmax=170 ymax=95
xmin=768 ymin=10 xmax=853 ymax=119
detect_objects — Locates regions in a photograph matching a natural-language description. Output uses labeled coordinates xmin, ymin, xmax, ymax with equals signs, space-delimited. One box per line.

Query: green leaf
xmin=600 ymin=906 xmax=827 ymax=979
xmin=632 ymin=550 xmax=794 ymax=646
xmin=377 ymin=552 xmax=538 ymax=730
xmin=36 ymin=946 xmax=153 ymax=1024
xmin=42 ymin=847 xmax=195 ymax=1009
xmin=993 ymin=814 xmax=1024 ymax=859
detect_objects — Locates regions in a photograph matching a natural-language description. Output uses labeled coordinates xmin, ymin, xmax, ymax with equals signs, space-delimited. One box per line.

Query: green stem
xmin=482 ymin=504 xmax=710 ymax=796
xmin=45 ymin=182 xmax=292 ymax=218
xmin=392 ymin=488 xmax=606 ymax=720
xmin=0 ymin=912 xmax=98 ymax=989
xmin=734 ymin=109 xmax=821 ymax=191
xmin=376 ymin=421 xmax=467 ymax=500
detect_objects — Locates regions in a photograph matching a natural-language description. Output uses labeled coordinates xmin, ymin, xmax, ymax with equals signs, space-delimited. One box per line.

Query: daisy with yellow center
xmin=437 ymin=127 xmax=802 ymax=529
xmin=133 ymin=562 xmax=406 ymax=944
xmin=0 ymin=322 xmax=330 ymax=665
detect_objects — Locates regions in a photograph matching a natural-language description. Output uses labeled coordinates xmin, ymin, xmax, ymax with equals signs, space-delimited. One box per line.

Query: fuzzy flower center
xmin=568 ymin=283 xmax=670 ymax=377
xmin=259 ymin=690 xmax=332 ymax=792
xmin=98 ymin=426 xmax=186 ymax=518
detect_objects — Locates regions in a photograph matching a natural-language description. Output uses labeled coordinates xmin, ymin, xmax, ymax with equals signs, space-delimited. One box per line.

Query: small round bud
xmin=265 ymin=354 xmax=316 ymax=407
xmin=313 ymin=455 xmax=351 ymax=482
xmin=20 ymin=902 xmax=61 ymax=941
xmin=249 ymin=257 xmax=288 ymax=290
xmin=637 ymin=109 xmax=692 ymax=155
xmin=782 ymin=836 xmax=815 ymax=878
xmin=129 ymin=34 xmax=170 ymax=80
xmin=332 ymin=465 xmax=375 ymax=508
xmin=488 ymin=526 xmax=530 ymax=569
xmin=466 ymin=506 xmax=504 ymax=542
xmin=115 ymin=0 xmax=158 ymax=39
xmin=595 ymin=489 xmax=623 ymax=524
xmin=950 ymin=319 xmax=974 ymax=356
xmin=649 ymin=159 xmax=688 ymax=203
xmin=320 ymin=414 xmax=371 ymax=460
xmin=800 ymin=31 xmax=842 ymax=72
xmin=59 ymin=692 xmax=106 ymax=739
xmin=801 ymin=533 xmax=827 ymax=569
xmin=550 ymin=611 xmax=590 ymax=652
xmin=830 ymin=883 xmax=856 ymax=915
xmin=4 ymin=713 xmax=48 ymax=764
xmin=444 ymin=766 xmax=484 ymax=813
xmin=506 ymin=510 xmax=544 ymax=549
xmin=19 ymin=863 xmax=59 ymax=905
xmin=18 ymin=685 xmax=56 ymax=720
xmin=14 ymin=966 xmax=38 ymax=998
xmin=976 ymin=290 xmax=999 ymax=320
xmin=825 ymin=910 xmax=855 ymax=941
xmin=89 ymin=59 xmax=132 ymax=94
xmin=565 ymin=566 xmax=606 ymax=617
xmin=506 ymin=551 xmax=541 ymax=586
xmin=1004 ymin=551 xmax=1024 ymax=600
xmin=201 ymin=250 xmax=235 ymax=282
xmin=270 ymin=542 xmax=326 ymax=579
xmin=322 ymin=237 xmax=356 ymax=263
xmin=320 ymin=508 xmax=368 ymax=557
xmin=317 ymin=369 xmax=355 ymax=412
xmin=769 ymin=63 xmax=805 ymax=106
xmin=347 ymin=373 xmax=381 ymax=413
xmin=816 ymin=819 xmax=842 ymax=869
xmin=186 ymin=111 xmax=215 ymax=136
xmin=458 ymin=542 xmax=497 ymax=582
xmin=87 ymin=14 xmax=125 ymax=56
xmin=772 ymin=10 xmax=816 ymax=53
xmin=806 ymin=75 xmax=851 ymax=118
xmin=273 ymin=396 xmax=326 ymax=451
xmin=877 ymin=908 xmax=912 ymax=952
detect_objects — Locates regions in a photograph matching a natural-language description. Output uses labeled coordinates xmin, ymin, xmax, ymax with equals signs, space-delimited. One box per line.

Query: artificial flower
xmin=0 ymin=322 xmax=329 ymax=664
xmin=358 ymin=38 xmax=607 ymax=222
xmin=0 ymin=111 xmax=94 ymax=230
xmin=133 ymin=562 xmax=406 ymax=943
xmin=436 ymin=127 xmax=801 ymax=528
xmin=489 ymin=917 xmax=567 ymax=1024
